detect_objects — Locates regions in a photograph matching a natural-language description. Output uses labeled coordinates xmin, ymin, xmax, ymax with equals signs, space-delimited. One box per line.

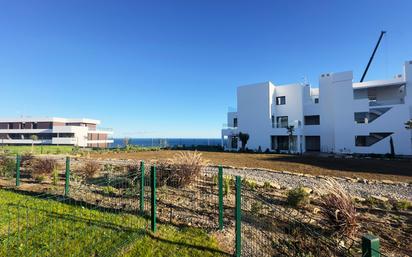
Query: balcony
xmin=369 ymin=98 xmax=404 ymax=107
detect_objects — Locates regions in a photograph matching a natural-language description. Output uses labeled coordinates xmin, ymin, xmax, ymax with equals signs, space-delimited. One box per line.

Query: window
xmin=355 ymin=133 xmax=392 ymax=147
xmin=233 ymin=118 xmax=238 ymax=127
xmin=354 ymin=112 xmax=368 ymax=124
xmin=304 ymin=115 xmax=320 ymax=125
xmin=276 ymin=96 xmax=286 ymax=105
xmin=314 ymin=98 xmax=319 ymax=104
xmin=271 ymin=115 xmax=275 ymax=128
xmin=276 ymin=116 xmax=288 ymax=128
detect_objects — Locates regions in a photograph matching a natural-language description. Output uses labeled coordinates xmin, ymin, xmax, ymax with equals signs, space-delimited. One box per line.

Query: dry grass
xmin=156 ymin=151 xmax=210 ymax=188
xmin=90 ymin=150 xmax=412 ymax=182
xmin=80 ymin=161 xmax=101 ymax=178
xmin=318 ymin=179 xmax=358 ymax=237
xmin=29 ymin=158 xmax=57 ymax=177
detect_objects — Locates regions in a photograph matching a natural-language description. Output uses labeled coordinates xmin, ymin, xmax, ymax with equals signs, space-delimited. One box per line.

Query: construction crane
xmin=360 ymin=31 xmax=386 ymax=82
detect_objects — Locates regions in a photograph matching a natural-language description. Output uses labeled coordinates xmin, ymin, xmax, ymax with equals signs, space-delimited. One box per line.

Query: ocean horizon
xmin=111 ymin=138 xmax=222 ymax=148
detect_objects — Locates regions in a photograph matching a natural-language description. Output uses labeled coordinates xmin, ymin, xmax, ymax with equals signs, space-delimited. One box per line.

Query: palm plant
xmin=286 ymin=125 xmax=295 ymax=154
xmin=238 ymin=132 xmax=250 ymax=151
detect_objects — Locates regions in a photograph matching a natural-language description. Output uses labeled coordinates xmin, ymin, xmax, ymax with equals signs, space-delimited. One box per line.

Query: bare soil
xmin=90 ymin=150 xmax=412 ymax=182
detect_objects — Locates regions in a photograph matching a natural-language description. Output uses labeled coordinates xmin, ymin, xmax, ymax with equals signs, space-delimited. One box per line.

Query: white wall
xmin=237 ymin=82 xmax=273 ymax=150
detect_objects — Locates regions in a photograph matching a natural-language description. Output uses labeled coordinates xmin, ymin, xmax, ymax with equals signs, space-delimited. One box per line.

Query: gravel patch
xmin=204 ymin=166 xmax=412 ymax=200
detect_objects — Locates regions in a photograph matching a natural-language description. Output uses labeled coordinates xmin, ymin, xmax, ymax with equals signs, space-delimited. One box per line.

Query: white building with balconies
xmin=222 ymin=61 xmax=412 ymax=155
xmin=0 ymin=117 xmax=113 ymax=148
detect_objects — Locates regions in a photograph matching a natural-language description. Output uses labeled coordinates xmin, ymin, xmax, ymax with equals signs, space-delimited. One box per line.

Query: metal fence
xmin=0 ymin=155 xmax=401 ymax=256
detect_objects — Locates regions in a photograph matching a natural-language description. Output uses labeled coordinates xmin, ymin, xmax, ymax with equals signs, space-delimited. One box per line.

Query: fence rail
xmin=0 ymin=155 xmax=403 ymax=256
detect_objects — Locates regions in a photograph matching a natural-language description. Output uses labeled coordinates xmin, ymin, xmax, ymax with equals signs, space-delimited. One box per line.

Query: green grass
xmin=0 ymin=145 xmax=74 ymax=155
xmin=0 ymin=189 xmax=225 ymax=257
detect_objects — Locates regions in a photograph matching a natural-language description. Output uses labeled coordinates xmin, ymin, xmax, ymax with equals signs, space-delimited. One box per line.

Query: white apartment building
xmin=222 ymin=61 xmax=412 ymax=155
xmin=0 ymin=117 xmax=113 ymax=148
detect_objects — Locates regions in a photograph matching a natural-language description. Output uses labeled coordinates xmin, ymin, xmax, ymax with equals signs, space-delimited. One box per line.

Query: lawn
xmin=91 ymin=150 xmax=412 ymax=182
xmin=0 ymin=189 xmax=225 ymax=257
xmin=0 ymin=145 xmax=74 ymax=155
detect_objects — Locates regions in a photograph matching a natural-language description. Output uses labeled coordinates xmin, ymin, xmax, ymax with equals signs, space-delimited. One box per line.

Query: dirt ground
xmin=90 ymin=150 xmax=412 ymax=182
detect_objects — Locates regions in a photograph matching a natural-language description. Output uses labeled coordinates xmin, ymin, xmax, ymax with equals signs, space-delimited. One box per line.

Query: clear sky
xmin=0 ymin=0 xmax=411 ymax=138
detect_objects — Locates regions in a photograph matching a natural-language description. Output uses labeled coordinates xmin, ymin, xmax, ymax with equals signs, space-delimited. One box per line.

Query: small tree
xmin=286 ymin=125 xmax=295 ymax=154
xmin=238 ymin=132 xmax=249 ymax=151
xmin=389 ymin=136 xmax=395 ymax=157
xmin=30 ymin=135 xmax=38 ymax=153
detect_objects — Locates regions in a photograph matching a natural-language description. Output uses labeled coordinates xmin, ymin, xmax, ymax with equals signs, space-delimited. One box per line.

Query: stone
xmin=313 ymin=207 xmax=320 ymax=214
xmin=371 ymin=195 xmax=389 ymax=202
xmin=353 ymin=196 xmax=366 ymax=202
xmin=381 ymin=179 xmax=396 ymax=185
xmin=269 ymin=182 xmax=281 ymax=189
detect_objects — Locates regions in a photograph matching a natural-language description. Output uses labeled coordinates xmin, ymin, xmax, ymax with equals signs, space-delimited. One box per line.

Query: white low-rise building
xmin=0 ymin=117 xmax=113 ymax=148
xmin=222 ymin=61 xmax=412 ymax=155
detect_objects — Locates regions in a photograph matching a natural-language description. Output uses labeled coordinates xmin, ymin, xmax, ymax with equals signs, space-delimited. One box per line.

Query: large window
xmin=276 ymin=116 xmax=288 ymax=128
xmin=233 ymin=118 xmax=238 ymax=127
xmin=276 ymin=96 xmax=286 ymax=105
xmin=304 ymin=115 xmax=320 ymax=125
xmin=355 ymin=133 xmax=392 ymax=147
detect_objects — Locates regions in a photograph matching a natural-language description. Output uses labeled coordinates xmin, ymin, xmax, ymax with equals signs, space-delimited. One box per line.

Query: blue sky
xmin=0 ymin=0 xmax=411 ymax=138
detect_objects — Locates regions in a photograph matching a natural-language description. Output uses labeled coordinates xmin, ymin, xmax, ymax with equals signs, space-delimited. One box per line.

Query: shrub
xmin=81 ymin=161 xmax=100 ymax=178
xmin=30 ymin=158 xmax=57 ymax=177
xmin=263 ymin=181 xmax=271 ymax=190
xmin=394 ymin=199 xmax=412 ymax=211
xmin=251 ymin=201 xmax=263 ymax=216
xmin=21 ymin=153 xmax=34 ymax=168
xmin=318 ymin=179 xmax=357 ymax=237
xmin=287 ymin=187 xmax=310 ymax=207
xmin=52 ymin=168 xmax=59 ymax=185
xmin=156 ymin=151 xmax=209 ymax=188
xmin=0 ymin=156 xmax=16 ymax=178
xmin=102 ymin=186 xmax=117 ymax=196
xmin=34 ymin=175 xmax=46 ymax=183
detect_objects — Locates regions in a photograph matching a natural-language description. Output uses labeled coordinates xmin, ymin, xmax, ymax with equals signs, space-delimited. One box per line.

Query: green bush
xmin=52 ymin=168 xmax=59 ymax=185
xmin=0 ymin=156 xmax=16 ymax=178
xmin=223 ymin=176 xmax=231 ymax=196
xmin=394 ymin=199 xmax=412 ymax=211
xmin=287 ymin=187 xmax=309 ymax=207
xmin=34 ymin=175 xmax=46 ymax=183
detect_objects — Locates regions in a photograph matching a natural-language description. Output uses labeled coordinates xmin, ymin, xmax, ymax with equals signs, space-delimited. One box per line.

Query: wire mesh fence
xmin=0 ymin=154 xmax=409 ymax=256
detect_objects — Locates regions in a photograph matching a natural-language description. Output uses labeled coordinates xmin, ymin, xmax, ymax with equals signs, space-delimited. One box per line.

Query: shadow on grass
xmin=148 ymin=233 xmax=231 ymax=256
xmin=3 ymin=189 xmax=232 ymax=256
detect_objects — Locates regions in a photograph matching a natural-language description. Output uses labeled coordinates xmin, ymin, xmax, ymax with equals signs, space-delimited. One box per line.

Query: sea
xmin=111 ymin=138 xmax=222 ymax=148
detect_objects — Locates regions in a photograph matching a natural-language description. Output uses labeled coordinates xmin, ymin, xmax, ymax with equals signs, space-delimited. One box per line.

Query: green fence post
xmin=15 ymin=155 xmax=21 ymax=187
xmin=235 ymin=176 xmax=241 ymax=257
xmin=150 ymin=165 xmax=157 ymax=233
xmin=218 ymin=165 xmax=224 ymax=230
xmin=362 ymin=234 xmax=380 ymax=257
xmin=140 ymin=161 xmax=145 ymax=213
xmin=65 ymin=157 xmax=70 ymax=197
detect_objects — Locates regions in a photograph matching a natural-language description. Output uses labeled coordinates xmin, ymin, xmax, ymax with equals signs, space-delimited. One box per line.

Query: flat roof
xmin=0 ymin=117 xmax=101 ymax=125
xmin=353 ymin=78 xmax=406 ymax=89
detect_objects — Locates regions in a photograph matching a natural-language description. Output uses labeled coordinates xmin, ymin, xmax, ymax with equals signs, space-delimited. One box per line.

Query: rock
xmin=371 ymin=195 xmax=389 ymax=202
xmin=269 ymin=182 xmax=281 ymax=189
xmin=357 ymin=178 xmax=368 ymax=184
xmin=313 ymin=207 xmax=320 ymax=214
xmin=302 ymin=187 xmax=313 ymax=194
xmin=381 ymin=179 xmax=396 ymax=185
xmin=353 ymin=196 xmax=366 ymax=202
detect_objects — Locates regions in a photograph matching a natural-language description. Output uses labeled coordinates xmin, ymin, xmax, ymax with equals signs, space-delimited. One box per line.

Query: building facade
xmin=0 ymin=117 xmax=113 ymax=148
xmin=222 ymin=61 xmax=412 ymax=155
